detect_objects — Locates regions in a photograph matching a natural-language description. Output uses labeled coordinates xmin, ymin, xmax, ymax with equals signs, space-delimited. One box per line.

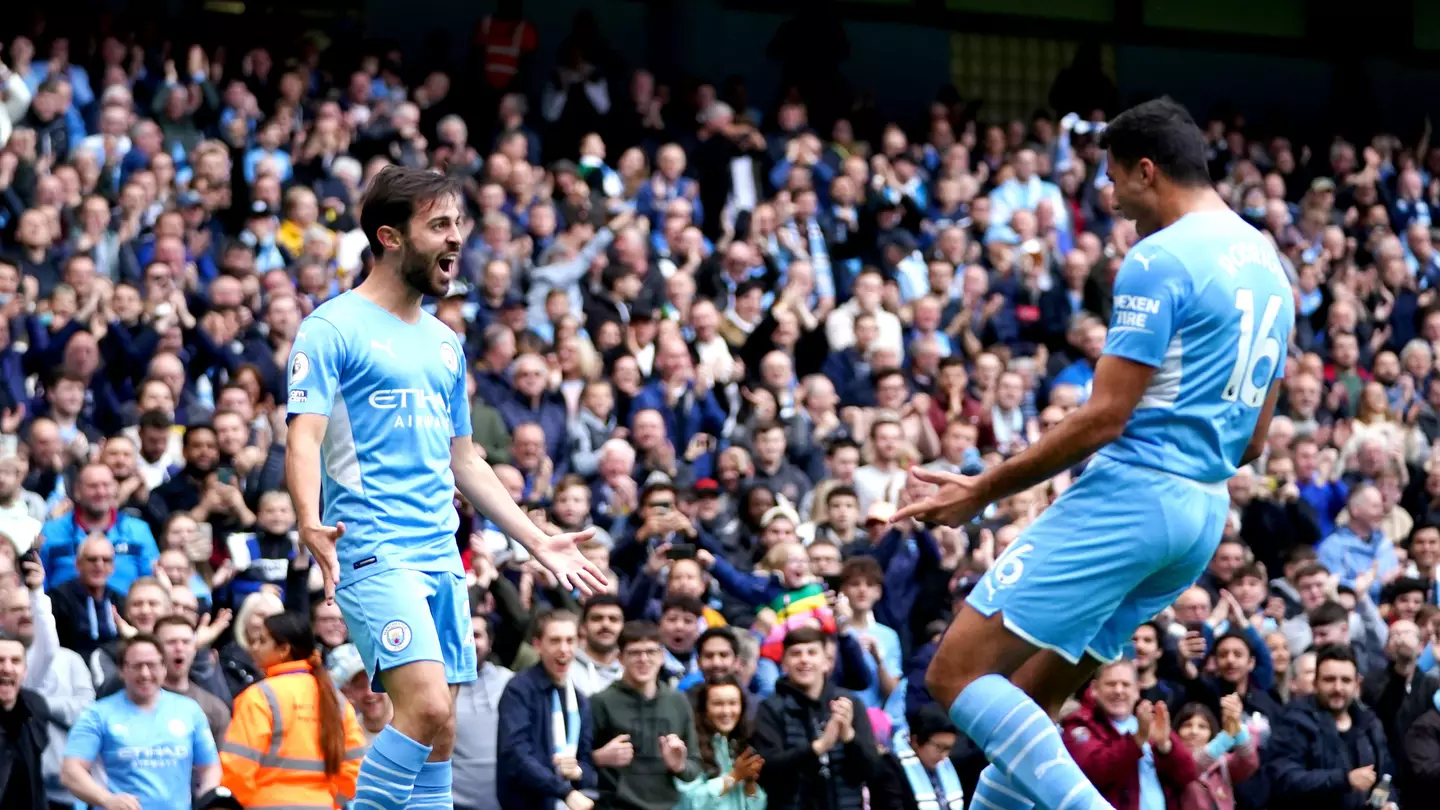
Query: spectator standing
xmin=1061 ymin=659 xmax=1198 ymax=810
xmin=62 ymin=635 xmax=221 ymax=810
xmin=1267 ymin=645 xmax=1399 ymax=810
xmin=676 ymin=677 xmax=765 ymax=809
xmin=38 ymin=463 xmax=159 ymax=593
xmin=496 ymin=610 xmax=597 ymax=810
xmin=750 ymin=627 xmax=880 ymax=810
xmin=219 ymin=613 xmax=365 ymax=810
xmin=0 ymin=631 xmax=48 ymax=810
xmin=871 ymin=704 xmax=966 ymax=810
xmin=47 ymin=534 xmax=123 ymax=661
xmin=570 ymin=594 xmax=624 ymax=697
xmin=1317 ymin=485 xmax=1399 ymax=603
xmin=590 ymin=620 xmax=703 ymax=809
xmin=454 ymin=613 xmax=513 ymax=810
xmin=155 ymin=615 xmax=230 ymax=744
xmin=1175 ymin=697 xmax=1260 ymax=810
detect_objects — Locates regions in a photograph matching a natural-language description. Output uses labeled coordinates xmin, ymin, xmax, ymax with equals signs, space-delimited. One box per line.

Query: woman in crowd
xmin=1176 ymin=697 xmax=1260 ymax=810
xmin=677 ymin=677 xmax=765 ymax=809
xmin=221 ymin=612 xmax=366 ymax=807
xmin=220 ymin=589 xmax=285 ymax=698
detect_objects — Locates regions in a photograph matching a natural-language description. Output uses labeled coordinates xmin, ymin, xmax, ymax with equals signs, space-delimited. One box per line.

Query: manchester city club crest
xmin=440 ymin=342 xmax=459 ymax=373
xmin=382 ymin=620 xmax=412 ymax=652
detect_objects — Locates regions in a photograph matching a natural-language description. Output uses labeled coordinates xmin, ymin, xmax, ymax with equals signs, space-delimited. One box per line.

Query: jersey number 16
xmin=1221 ymin=289 xmax=1284 ymax=407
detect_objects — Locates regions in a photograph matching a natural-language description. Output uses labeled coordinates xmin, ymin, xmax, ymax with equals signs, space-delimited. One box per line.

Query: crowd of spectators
xmin=0 ymin=5 xmax=1436 ymax=810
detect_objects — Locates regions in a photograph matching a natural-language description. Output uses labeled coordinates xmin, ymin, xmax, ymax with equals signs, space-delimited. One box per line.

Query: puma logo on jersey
xmin=1132 ymin=252 xmax=1155 ymax=271
xmin=371 ymin=339 xmax=396 ymax=357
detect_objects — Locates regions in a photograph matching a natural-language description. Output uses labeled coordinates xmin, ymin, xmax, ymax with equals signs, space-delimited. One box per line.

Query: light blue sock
xmin=971 ymin=763 xmax=1036 ymax=810
xmin=353 ymin=725 xmax=431 ymax=810
xmin=410 ymin=759 xmax=453 ymax=809
xmin=950 ymin=674 xmax=1109 ymax=810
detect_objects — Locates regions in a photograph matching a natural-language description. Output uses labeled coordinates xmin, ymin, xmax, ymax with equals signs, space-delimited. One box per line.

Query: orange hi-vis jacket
xmin=220 ymin=660 xmax=367 ymax=810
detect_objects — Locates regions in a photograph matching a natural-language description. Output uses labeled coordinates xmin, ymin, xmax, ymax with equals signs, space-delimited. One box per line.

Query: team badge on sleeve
xmin=382 ymin=620 xmax=412 ymax=652
xmin=291 ymin=353 xmax=311 ymax=384
xmin=440 ymin=343 xmax=459 ymax=373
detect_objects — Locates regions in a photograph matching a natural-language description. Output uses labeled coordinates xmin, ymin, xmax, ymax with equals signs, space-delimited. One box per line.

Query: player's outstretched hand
xmin=300 ymin=521 xmax=346 ymax=603
xmin=532 ymin=527 xmax=609 ymax=596
xmin=889 ymin=467 xmax=986 ymax=527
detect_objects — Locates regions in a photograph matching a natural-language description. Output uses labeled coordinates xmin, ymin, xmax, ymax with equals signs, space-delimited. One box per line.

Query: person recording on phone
xmin=145 ymin=424 xmax=254 ymax=542
xmin=631 ymin=337 xmax=727 ymax=480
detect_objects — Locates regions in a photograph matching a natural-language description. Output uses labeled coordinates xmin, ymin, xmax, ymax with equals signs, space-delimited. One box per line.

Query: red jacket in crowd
xmin=1061 ymin=697 xmax=1198 ymax=810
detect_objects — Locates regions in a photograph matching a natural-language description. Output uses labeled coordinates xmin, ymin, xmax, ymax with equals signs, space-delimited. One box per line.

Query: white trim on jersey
xmin=324 ymin=390 xmax=365 ymax=493
xmin=1137 ymin=333 xmax=1184 ymax=410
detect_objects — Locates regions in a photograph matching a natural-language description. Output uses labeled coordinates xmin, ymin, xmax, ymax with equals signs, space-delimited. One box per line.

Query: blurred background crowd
xmin=0 ymin=1 xmax=1436 ymax=809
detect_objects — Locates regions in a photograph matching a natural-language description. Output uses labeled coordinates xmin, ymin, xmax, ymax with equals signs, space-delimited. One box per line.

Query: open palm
xmin=531 ymin=527 xmax=608 ymax=596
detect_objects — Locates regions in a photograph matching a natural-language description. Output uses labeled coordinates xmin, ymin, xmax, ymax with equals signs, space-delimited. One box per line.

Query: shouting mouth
xmin=438 ymin=253 xmax=459 ymax=277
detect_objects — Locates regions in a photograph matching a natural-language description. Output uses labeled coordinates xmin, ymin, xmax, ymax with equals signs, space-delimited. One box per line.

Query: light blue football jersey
xmin=286 ymin=292 xmax=472 ymax=583
xmin=1099 ymin=209 xmax=1295 ymax=484
xmin=65 ymin=690 xmax=218 ymax=810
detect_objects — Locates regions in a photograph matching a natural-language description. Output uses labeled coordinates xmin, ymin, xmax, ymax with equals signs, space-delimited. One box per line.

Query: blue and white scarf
xmin=894 ymin=731 xmax=964 ymax=810
xmin=550 ymin=680 xmax=580 ymax=757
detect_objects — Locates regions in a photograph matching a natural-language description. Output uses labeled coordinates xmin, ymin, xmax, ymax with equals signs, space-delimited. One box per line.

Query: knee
xmin=404 ymin=690 xmax=455 ymax=738
xmin=925 ymin=660 xmax=974 ymax=711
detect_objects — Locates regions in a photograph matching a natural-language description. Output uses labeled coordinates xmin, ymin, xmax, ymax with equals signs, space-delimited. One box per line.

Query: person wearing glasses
xmin=61 ymin=634 xmax=221 ymax=810
xmin=47 ymin=534 xmax=124 ymax=660
xmin=590 ymin=620 xmax=702 ymax=810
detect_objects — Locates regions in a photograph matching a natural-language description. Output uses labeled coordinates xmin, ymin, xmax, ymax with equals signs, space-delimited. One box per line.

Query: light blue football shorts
xmin=966 ymin=453 xmax=1230 ymax=664
xmin=335 ymin=567 xmax=477 ymax=692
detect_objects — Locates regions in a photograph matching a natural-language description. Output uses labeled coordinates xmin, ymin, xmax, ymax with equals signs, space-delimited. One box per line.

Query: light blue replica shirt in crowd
xmin=1099 ymin=209 xmax=1295 ymax=483
xmin=286 ymin=292 xmax=473 ymax=584
xmin=65 ymin=690 xmax=218 ymax=810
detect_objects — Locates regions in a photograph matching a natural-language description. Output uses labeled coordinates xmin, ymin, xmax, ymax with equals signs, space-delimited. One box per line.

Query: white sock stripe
xmin=355 ymin=782 xmax=410 ymax=798
xmin=358 ymin=757 xmax=414 ymax=784
xmin=991 ymin=708 xmax=1048 ymax=759
xmin=353 ymin=800 xmax=387 ymax=810
xmin=980 ymin=772 xmax=1033 ymax=805
xmin=1054 ymin=781 xmax=1089 ymax=810
xmin=973 ymin=794 xmax=1006 ymax=810
xmin=990 ymin=701 xmax=1029 ymax=738
xmin=355 ymin=775 xmax=410 ymax=794
xmin=1008 ymin=724 xmax=1060 ymax=771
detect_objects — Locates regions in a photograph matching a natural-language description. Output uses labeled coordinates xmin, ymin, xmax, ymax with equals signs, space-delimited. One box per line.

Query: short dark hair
xmin=359 ymin=167 xmax=462 ymax=258
xmin=1097 ymin=97 xmax=1210 ymax=187
xmin=782 ymin=626 xmax=829 ymax=651
xmin=661 ymin=594 xmax=705 ymax=620
xmin=908 ymin=704 xmax=958 ymax=743
xmin=617 ymin=620 xmax=662 ymax=651
xmin=826 ymin=486 xmax=858 ymax=506
xmin=1232 ymin=562 xmax=1266 ymax=583
xmin=1308 ymin=600 xmax=1349 ymax=629
xmin=182 ymin=423 xmax=216 ymax=447
xmin=117 ymin=634 xmax=163 ymax=667
xmin=841 ymin=556 xmax=884 ymax=588
xmin=1212 ymin=631 xmax=1253 ymax=658
xmin=1315 ymin=644 xmax=1357 ymax=672
xmin=582 ymin=594 xmax=624 ymax=621
xmin=1285 ymin=546 xmax=1320 ymax=567
xmin=138 ymin=409 xmax=174 ymax=431
xmin=754 ymin=420 xmax=786 ymax=438
xmin=826 ymin=438 xmax=861 ymax=457
xmin=698 ymin=626 xmax=738 ymax=656
xmin=641 ymin=482 xmax=679 ymax=507
xmin=154 ymin=614 xmax=197 ymax=634
xmin=1294 ymin=562 xmax=1330 ymax=582
xmin=532 ymin=609 xmax=579 ymax=640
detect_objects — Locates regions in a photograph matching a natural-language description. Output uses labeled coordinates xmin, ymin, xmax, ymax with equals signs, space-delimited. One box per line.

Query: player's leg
xmin=338 ymin=569 xmax=451 ymax=810
xmin=403 ymin=571 xmax=478 ymax=809
xmin=969 ymin=651 xmax=1101 ymax=810
xmin=928 ymin=457 xmax=1180 ymax=810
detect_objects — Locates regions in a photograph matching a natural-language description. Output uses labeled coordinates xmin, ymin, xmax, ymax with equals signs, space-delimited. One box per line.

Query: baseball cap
xmin=550 ymin=159 xmax=581 ymax=177
xmin=177 ymin=190 xmax=203 ymax=209
xmin=1310 ymin=177 xmax=1337 ymax=194
xmin=328 ymin=643 xmax=366 ymax=686
xmin=500 ymin=294 xmax=526 ymax=311
xmin=693 ymin=478 xmax=720 ymax=497
xmin=865 ymin=501 xmax=897 ymax=525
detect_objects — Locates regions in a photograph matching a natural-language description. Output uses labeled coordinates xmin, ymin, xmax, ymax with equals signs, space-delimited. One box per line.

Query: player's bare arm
xmin=892 ymin=354 xmax=1155 ymax=526
xmin=1239 ymin=381 xmax=1283 ymax=467
xmin=450 ymin=434 xmax=608 ymax=595
xmin=285 ymin=412 xmax=345 ymax=600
